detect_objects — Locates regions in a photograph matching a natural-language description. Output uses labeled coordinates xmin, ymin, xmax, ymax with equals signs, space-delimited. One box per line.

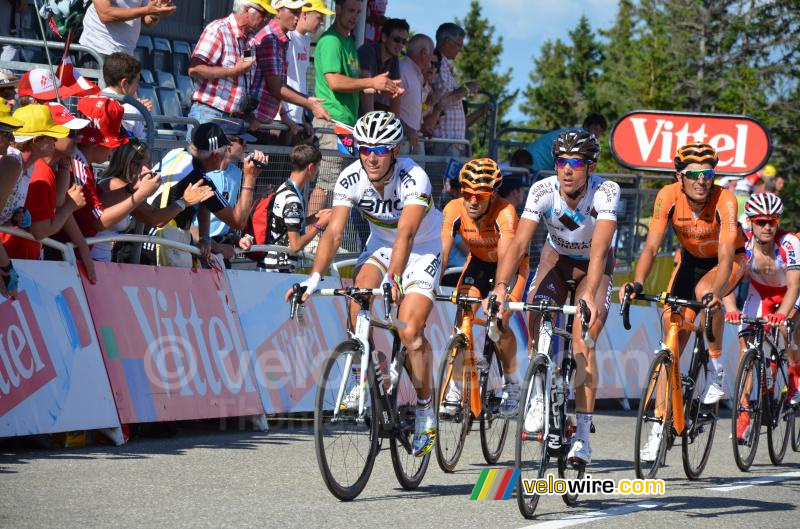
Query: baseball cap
xmin=56 ymin=58 xmax=100 ymax=97
xmin=499 ymin=176 xmax=526 ymax=195
xmin=18 ymin=68 xmax=77 ymax=101
xmin=273 ymin=0 xmax=312 ymax=9
xmin=250 ymin=0 xmax=278 ymax=15
xmin=48 ymin=102 xmax=90 ymax=130
xmin=209 ymin=117 xmax=257 ymax=143
xmin=192 ymin=122 xmax=231 ymax=152
xmin=11 ymin=104 xmax=69 ymax=142
xmin=76 ymin=96 xmax=129 ymax=148
xmin=0 ymin=100 xmax=23 ymax=131
xmin=302 ymin=0 xmax=334 ymax=15
xmin=0 ymin=71 xmax=19 ymax=88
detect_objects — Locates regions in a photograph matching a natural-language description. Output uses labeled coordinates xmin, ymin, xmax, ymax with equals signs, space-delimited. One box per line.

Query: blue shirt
xmin=193 ymin=164 xmax=242 ymax=238
xmin=527 ymin=127 xmax=581 ymax=176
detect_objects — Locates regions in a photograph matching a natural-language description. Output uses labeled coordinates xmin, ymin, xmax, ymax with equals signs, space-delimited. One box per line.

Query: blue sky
xmin=387 ymin=0 xmax=619 ymax=122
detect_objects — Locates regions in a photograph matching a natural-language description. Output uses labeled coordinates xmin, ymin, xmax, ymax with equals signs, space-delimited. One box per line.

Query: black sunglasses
xmin=392 ymin=36 xmax=408 ymax=45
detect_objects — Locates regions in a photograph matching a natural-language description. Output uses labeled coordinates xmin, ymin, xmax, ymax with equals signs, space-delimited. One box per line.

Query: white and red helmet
xmin=744 ymin=192 xmax=784 ymax=219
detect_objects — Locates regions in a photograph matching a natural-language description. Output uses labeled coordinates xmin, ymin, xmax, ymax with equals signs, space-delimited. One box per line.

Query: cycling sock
xmin=504 ymin=372 xmax=519 ymax=385
xmin=417 ymin=397 xmax=432 ymax=409
xmin=576 ymin=412 xmax=592 ymax=441
xmin=710 ymin=356 xmax=723 ymax=376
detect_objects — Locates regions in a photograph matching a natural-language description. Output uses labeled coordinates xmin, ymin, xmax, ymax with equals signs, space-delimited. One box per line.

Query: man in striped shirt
xmin=186 ymin=0 xmax=276 ymax=139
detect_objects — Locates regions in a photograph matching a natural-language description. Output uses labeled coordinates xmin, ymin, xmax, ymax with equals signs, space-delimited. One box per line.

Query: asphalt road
xmin=2 ymin=410 xmax=799 ymax=529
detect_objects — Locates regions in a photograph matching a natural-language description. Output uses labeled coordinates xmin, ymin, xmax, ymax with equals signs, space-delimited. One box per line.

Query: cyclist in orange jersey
xmin=622 ymin=142 xmax=746 ymax=460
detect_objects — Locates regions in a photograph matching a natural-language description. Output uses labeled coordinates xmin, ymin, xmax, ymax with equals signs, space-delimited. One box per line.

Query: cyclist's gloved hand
xmin=766 ymin=312 xmax=787 ymax=327
xmin=299 ymin=272 xmax=322 ymax=299
xmin=724 ymin=310 xmax=742 ymax=324
xmin=381 ymin=272 xmax=403 ymax=300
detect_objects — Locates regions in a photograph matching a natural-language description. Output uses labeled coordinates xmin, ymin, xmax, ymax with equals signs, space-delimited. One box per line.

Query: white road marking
xmin=517 ymin=501 xmax=662 ymax=529
xmin=705 ymin=470 xmax=800 ymax=492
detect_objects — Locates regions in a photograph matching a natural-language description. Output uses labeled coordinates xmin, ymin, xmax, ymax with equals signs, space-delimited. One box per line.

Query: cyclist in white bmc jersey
xmin=490 ymin=130 xmax=620 ymax=465
xmin=288 ymin=111 xmax=443 ymax=457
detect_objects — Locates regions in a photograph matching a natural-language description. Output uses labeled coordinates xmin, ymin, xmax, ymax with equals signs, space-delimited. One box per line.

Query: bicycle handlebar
xmin=486 ymin=294 xmax=500 ymax=343
xmin=620 ymin=286 xmax=714 ymax=342
xmin=434 ymin=292 xmax=483 ymax=305
xmin=505 ymin=301 xmax=578 ymax=316
xmin=288 ymin=284 xmax=406 ymax=329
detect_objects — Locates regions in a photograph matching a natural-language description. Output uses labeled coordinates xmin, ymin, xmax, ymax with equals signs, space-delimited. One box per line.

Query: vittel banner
xmin=82 ymin=263 xmax=264 ymax=423
xmin=610 ymin=110 xmax=772 ymax=175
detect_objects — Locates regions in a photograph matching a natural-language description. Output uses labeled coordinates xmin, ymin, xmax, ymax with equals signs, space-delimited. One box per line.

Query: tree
xmin=454 ymin=0 xmax=514 ymax=156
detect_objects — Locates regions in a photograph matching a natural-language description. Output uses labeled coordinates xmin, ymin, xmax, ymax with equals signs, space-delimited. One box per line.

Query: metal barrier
xmin=0 ymin=226 xmax=75 ymax=263
xmin=0 ymin=36 xmax=106 ymax=87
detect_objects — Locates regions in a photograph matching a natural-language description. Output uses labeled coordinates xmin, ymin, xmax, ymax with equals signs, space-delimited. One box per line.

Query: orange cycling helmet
xmin=458 ymin=158 xmax=503 ymax=193
xmin=674 ymin=142 xmax=719 ymax=171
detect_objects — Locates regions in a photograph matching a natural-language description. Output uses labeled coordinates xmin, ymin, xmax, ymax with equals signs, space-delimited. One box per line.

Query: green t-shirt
xmin=314 ymin=26 xmax=360 ymax=126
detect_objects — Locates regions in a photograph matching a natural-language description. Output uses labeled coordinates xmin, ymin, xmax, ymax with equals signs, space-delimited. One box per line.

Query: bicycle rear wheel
xmin=559 ymin=367 xmax=583 ymax=506
xmin=732 ymin=349 xmax=762 ymax=471
xmin=314 ymin=342 xmax=379 ymax=501
xmin=792 ymin=406 xmax=800 ymax=452
xmin=634 ymin=350 xmax=672 ymax=480
xmin=434 ymin=335 xmax=471 ymax=473
xmin=766 ymin=359 xmax=791 ymax=465
xmin=681 ymin=354 xmax=717 ymax=480
xmin=480 ymin=341 xmax=509 ymax=464
xmin=516 ymin=355 xmax=549 ymax=519
xmin=390 ymin=355 xmax=430 ymax=489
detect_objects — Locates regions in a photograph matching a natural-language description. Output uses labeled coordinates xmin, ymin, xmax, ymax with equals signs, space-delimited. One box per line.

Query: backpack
xmin=244 ymin=193 xmax=277 ymax=262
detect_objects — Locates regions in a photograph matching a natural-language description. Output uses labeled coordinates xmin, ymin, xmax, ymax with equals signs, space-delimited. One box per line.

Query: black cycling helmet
xmin=551 ymin=130 xmax=601 ymax=164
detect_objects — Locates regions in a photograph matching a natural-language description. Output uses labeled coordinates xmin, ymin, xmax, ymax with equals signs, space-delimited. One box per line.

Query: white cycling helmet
xmin=353 ymin=111 xmax=404 ymax=147
xmin=744 ymin=192 xmax=784 ymax=218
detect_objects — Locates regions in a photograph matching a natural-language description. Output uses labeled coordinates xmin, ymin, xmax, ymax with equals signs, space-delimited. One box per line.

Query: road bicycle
xmin=434 ymin=292 xmax=509 ymax=472
xmin=289 ymin=283 xmax=429 ymax=501
xmin=511 ymin=280 xmax=591 ymax=519
xmin=620 ymin=287 xmax=718 ymax=480
xmin=728 ymin=316 xmax=795 ymax=470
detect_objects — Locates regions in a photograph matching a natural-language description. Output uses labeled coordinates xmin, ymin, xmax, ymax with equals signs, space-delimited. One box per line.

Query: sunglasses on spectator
xmin=462 ymin=189 xmax=493 ymax=202
xmin=359 ymin=145 xmax=391 ymax=157
xmin=555 ymin=157 xmax=587 ymax=169
xmin=681 ymin=169 xmax=715 ymax=181
xmin=392 ymin=37 xmax=408 ymax=45
xmin=751 ymin=217 xmax=778 ymax=227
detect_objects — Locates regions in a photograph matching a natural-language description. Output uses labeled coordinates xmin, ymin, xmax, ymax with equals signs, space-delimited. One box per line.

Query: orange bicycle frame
xmin=442 ymin=307 xmax=483 ymax=417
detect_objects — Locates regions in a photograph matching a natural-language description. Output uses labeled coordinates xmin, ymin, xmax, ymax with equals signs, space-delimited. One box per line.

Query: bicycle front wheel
xmin=681 ymin=354 xmax=717 ymax=480
xmin=434 ymin=335 xmax=471 ymax=473
xmin=766 ymin=359 xmax=791 ymax=465
xmin=390 ymin=354 xmax=430 ymax=489
xmin=634 ymin=350 xmax=672 ymax=480
xmin=792 ymin=406 xmax=800 ymax=452
xmin=480 ymin=341 xmax=509 ymax=464
xmin=732 ymin=349 xmax=762 ymax=471
xmin=314 ymin=342 xmax=379 ymax=501
xmin=516 ymin=355 xmax=549 ymax=519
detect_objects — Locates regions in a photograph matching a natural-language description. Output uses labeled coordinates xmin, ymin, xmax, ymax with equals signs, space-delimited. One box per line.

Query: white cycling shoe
xmin=500 ymin=382 xmax=521 ymax=417
xmin=568 ymin=438 xmax=592 ymax=464
xmin=702 ymin=371 xmax=726 ymax=405
xmin=440 ymin=380 xmax=462 ymax=416
xmin=639 ymin=422 xmax=664 ymax=463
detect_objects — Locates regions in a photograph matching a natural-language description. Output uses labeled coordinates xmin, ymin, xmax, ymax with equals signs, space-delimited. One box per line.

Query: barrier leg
xmin=97 ymin=426 xmax=126 ymax=446
xmin=250 ymin=414 xmax=269 ymax=432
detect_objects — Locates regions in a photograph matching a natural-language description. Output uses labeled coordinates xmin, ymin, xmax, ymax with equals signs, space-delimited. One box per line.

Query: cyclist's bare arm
xmin=722 ymin=292 xmax=739 ymax=314
xmin=386 ymin=204 xmax=427 ymax=279
xmin=493 ymin=217 xmax=537 ymax=303
xmin=582 ymin=219 xmax=616 ymax=326
xmin=310 ymin=205 xmax=352 ymax=277
xmin=709 ymin=242 xmax=734 ymax=301
xmin=440 ymin=207 xmax=457 ymax=277
xmin=626 ymin=221 xmax=667 ymax=301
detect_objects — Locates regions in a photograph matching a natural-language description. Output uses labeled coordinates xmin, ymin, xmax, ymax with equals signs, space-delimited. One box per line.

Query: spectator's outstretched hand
xmin=244 ymin=151 xmax=268 ymax=178
xmin=182 ymin=181 xmax=214 ymax=206
xmin=138 ymin=98 xmax=154 ymax=112
xmin=233 ymin=56 xmax=256 ymax=76
xmin=307 ymin=97 xmax=331 ymax=121
xmin=136 ymin=169 xmax=161 ymax=198
xmin=146 ymin=0 xmax=177 ymax=17
xmin=239 ymin=235 xmax=254 ymax=252
xmin=66 ymin=184 xmax=86 ymax=211
xmin=371 ymin=72 xmax=404 ymax=97
xmin=315 ymin=208 xmax=333 ymax=228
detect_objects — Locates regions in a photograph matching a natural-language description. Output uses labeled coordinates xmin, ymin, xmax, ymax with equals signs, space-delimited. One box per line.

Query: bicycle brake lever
xmin=701 ymin=294 xmax=715 ymax=342
xmin=289 ymin=283 xmax=302 ymax=320
xmin=382 ymin=282 xmax=392 ymax=320
xmin=620 ymin=284 xmax=632 ymax=331
xmin=487 ymin=294 xmax=500 ymax=343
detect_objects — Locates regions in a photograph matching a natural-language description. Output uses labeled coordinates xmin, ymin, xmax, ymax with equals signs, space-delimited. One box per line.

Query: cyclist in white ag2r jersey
xmin=490 ymin=130 xmax=620 ymax=466
xmin=287 ymin=111 xmax=444 ymax=458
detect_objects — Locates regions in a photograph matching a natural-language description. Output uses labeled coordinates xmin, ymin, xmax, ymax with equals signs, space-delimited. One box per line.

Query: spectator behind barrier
xmin=250 ymin=0 xmax=331 ymax=146
xmin=102 ymin=52 xmax=153 ymax=141
xmin=498 ymin=176 xmax=527 ymax=211
xmin=392 ymin=34 xmax=434 ymax=155
xmin=527 ymin=113 xmax=607 ymax=177
xmin=96 ymin=138 xmax=214 ymax=262
xmin=0 ymin=104 xmax=23 ymax=298
xmin=358 ymin=17 xmax=408 ymax=113
xmin=240 ymin=143 xmax=331 ymax=272
xmin=281 ymin=0 xmax=333 ymax=137
xmin=79 ymin=0 xmax=176 ymax=58
xmin=429 ymin=22 xmax=477 ymax=157
xmin=186 ymin=0 xmax=275 ymax=139
xmin=191 ymin=117 xmax=256 ymax=246
xmin=0 ymin=72 xmax=19 ymax=110
xmin=312 ymin=0 xmax=403 ymax=147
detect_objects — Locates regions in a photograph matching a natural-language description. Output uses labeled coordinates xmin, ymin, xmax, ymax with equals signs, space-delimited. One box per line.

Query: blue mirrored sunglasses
xmin=358 ymin=145 xmax=391 ymax=156
xmin=555 ymin=157 xmax=587 ymax=169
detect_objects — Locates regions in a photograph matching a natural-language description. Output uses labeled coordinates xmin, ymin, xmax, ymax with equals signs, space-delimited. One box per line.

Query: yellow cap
xmin=250 ymin=0 xmax=278 ymax=15
xmin=762 ymin=164 xmax=776 ymax=178
xmin=302 ymin=0 xmax=334 ymax=15
xmin=11 ymin=104 xmax=69 ymax=142
xmin=0 ymin=100 xmax=23 ymax=130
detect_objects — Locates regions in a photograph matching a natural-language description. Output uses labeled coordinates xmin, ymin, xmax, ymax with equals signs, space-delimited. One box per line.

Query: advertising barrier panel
xmin=82 ymin=263 xmax=264 ymax=423
xmin=0 ymin=261 xmax=119 ymax=437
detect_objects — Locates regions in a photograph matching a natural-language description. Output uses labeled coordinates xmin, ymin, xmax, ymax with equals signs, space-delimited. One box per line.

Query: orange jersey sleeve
xmin=715 ymin=188 xmax=740 ymax=247
xmin=649 ymin=182 xmax=677 ymax=236
xmin=441 ymin=198 xmax=463 ymax=241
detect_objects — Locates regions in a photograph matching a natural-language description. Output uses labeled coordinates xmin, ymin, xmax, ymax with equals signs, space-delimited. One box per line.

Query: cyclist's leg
xmin=790 ymin=301 xmax=800 ymax=403
xmin=525 ymin=245 xmax=569 ymax=352
xmin=349 ymin=242 xmax=387 ymax=328
xmin=498 ymin=255 xmax=530 ymax=386
xmin=735 ymin=283 xmax=764 ymax=437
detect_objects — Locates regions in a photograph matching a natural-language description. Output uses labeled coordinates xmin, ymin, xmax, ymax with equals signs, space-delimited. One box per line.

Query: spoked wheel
xmin=516 ymin=355 xmax=549 ymax=519
xmin=634 ymin=350 xmax=672 ymax=479
xmin=766 ymin=359 xmax=791 ymax=465
xmin=681 ymin=357 xmax=717 ymax=480
xmin=480 ymin=342 xmax=509 ymax=464
xmin=390 ymin=355 xmax=430 ymax=489
xmin=793 ymin=400 xmax=800 ymax=452
xmin=732 ymin=349 xmax=763 ymax=471
xmin=314 ymin=342 xmax=379 ymax=501
xmin=434 ymin=335 xmax=471 ymax=473
xmin=559 ymin=381 xmax=583 ymax=506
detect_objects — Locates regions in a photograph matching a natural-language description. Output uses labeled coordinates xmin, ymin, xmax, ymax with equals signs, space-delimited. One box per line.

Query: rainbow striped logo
xmin=469 ymin=468 xmax=520 ymax=500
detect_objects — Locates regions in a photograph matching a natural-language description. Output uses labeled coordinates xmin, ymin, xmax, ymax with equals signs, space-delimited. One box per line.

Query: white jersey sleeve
xmin=398 ymin=162 xmax=433 ymax=208
xmin=331 ymin=161 xmax=361 ymax=208
xmin=521 ymin=177 xmax=556 ymax=222
xmin=781 ymin=233 xmax=800 ymax=271
xmin=593 ymin=180 xmax=621 ymax=221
